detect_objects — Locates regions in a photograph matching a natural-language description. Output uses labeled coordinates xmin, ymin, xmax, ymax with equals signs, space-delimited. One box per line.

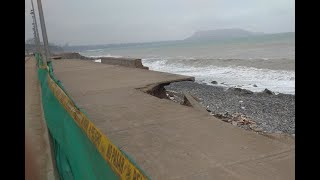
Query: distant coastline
xmin=63 ymin=29 xmax=295 ymax=52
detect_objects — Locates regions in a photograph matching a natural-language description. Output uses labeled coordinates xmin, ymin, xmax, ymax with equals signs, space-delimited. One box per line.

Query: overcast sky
xmin=25 ymin=0 xmax=294 ymax=45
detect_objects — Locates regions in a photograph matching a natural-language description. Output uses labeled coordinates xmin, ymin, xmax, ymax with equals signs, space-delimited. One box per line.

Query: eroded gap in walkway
xmin=138 ymin=80 xmax=294 ymax=143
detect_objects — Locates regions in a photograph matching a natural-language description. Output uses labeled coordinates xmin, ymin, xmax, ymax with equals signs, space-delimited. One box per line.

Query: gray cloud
xmin=25 ymin=0 xmax=294 ymax=45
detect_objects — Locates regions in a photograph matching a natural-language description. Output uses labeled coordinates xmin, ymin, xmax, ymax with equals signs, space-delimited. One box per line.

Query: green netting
xmin=36 ymin=54 xmax=119 ymax=180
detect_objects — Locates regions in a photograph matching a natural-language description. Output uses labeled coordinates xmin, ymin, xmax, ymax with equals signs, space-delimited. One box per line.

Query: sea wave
xmin=142 ymin=58 xmax=295 ymax=94
xmin=86 ymin=54 xmax=123 ymax=58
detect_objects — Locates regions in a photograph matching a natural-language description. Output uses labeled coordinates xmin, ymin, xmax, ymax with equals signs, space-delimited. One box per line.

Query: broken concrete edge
xmin=137 ymin=76 xmax=195 ymax=98
xmin=259 ymin=132 xmax=295 ymax=146
xmin=182 ymin=91 xmax=209 ymax=114
xmin=211 ymin=111 xmax=295 ymax=142
xmin=136 ymin=76 xmax=211 ymax=116
xmin=38 ymin=69 xmax=60 ymax=180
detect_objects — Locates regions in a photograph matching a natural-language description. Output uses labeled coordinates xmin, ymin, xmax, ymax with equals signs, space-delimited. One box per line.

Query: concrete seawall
xmin=100 ymin=57 xmax=149 ymax=69
xmin=53 ymin=52 xmax=91 ymax=60
xmin=54 ymin=52 xmax=149 ymax=69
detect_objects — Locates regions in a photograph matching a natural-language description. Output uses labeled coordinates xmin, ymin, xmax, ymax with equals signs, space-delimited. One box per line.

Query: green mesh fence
xmin=35 ymin=54 xmax=149 ymax=180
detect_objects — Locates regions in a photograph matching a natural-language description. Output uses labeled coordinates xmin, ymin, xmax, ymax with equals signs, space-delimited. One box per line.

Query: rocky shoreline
xmin=165 ymin=81 xmax=295 ymax=136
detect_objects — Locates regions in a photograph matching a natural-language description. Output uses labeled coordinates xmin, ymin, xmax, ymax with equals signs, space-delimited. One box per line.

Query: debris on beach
xmin=164 ymin=82 xmax=294 ymax=135
xmin=210 ymin=112 xmax=264 ymax=132
xmin=165 ymin=90 xmax=184 ymax=104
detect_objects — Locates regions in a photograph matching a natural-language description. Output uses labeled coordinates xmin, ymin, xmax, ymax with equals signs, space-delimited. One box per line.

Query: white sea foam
xmin=85 ymin=49 xmax=104 ymax=52
xmin=79 ymin=52 xmax=123 ymax=58
xmin=142 ymin=58 xmax=295 ymax=95
xmin=78 ymin=36 xmax=294 ymax=94
xmin=88 ymin=54 xmax=123 ymax=58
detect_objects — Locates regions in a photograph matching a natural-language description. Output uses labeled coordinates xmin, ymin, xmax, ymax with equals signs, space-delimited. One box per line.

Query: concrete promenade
xmin=51 ymin=59 xmax=294 ymax=179
xmin=25 ymin=57 xmax=58 ymax=180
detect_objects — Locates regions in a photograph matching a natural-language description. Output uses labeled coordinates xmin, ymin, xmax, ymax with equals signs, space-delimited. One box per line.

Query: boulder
xmin=263 ymin=88 xmax=275 ymax=95
xmin=228 ymin=87 xmax=253 ymax=95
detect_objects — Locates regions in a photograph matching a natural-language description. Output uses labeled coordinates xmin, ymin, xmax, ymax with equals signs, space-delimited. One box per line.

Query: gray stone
xmin=228 ymin=87 xmax=254 ymax=95
xmin=263 ymin=88 xmax=275 ymax=95
xmin=249 ymin=124 xmax=258 ymax=129
xmin=165 ymin=81 xmax=295 ymax=135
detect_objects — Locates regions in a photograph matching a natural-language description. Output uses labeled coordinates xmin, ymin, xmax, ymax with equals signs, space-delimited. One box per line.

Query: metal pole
xmin=32 ymin=25 xmax=37 ymax=53
xmin=36 ymin=0 xmax=51 ymax=63
xmin=31 ymin=13 xmax=40 ymax=54
xmin=31 ymin=0 xmax=41 ymax=56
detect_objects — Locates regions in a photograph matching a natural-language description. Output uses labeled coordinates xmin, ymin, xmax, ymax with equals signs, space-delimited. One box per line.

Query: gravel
xmin=165 ymin=81 xmax=295 ymax=135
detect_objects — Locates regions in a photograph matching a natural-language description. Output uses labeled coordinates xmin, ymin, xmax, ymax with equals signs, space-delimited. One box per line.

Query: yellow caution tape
xmin=47 ymin=74 xmax=148 ymax=180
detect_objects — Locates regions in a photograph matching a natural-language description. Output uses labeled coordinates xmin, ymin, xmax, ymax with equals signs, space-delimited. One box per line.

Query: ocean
xmin=79 ymin=33 xmax=295 ymax=94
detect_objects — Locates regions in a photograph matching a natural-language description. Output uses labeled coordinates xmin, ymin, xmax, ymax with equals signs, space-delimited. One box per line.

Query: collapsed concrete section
xmin=138 ymin=77 xmax=195 ymax=99
xmin=181 ymin=91 xmax=209 ymax=114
